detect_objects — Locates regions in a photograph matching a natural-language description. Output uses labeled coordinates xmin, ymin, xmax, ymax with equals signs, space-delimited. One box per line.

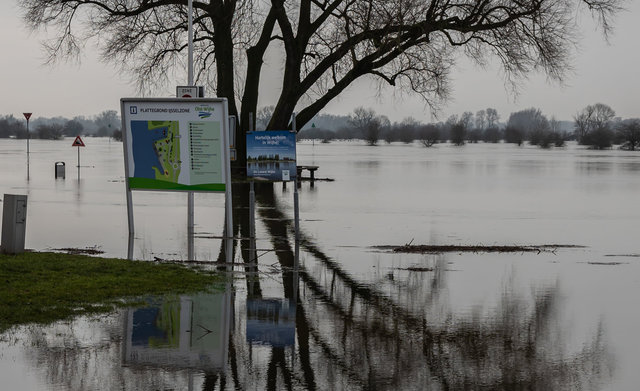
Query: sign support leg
xmin=188 ymin=192 xmax=194 ymax=260
xmin=249 ymin=181 xmax=256 ymax=262
xmin=294 ymin=177 xmax=300 ymax=270
xmin=249 ymin=182 xmax=256 ymax=240
xmin=126 ymin=188 xmax=135 ymax=260
xmin=26 ymin=118 xmax=30 ymax=180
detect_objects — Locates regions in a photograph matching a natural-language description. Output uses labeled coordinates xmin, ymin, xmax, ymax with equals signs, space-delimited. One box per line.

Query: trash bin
xmin=1 ymin=194 xmax=28 ymax=254
xmin=55 ymin=161 xmax=65 ymax=179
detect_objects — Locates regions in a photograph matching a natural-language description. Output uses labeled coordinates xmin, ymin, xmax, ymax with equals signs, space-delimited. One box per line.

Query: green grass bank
xmin=0 ymin=251 xmax=224 ymax=332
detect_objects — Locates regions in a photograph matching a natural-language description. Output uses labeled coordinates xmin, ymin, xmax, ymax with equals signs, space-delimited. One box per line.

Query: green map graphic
xmin=129 ymin=118 xmax=226 ymax=192
xmin=149 ymin=121 xmax=181 ymax=182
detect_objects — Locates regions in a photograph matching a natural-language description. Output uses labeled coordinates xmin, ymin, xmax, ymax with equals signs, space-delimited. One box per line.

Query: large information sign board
xmin=121 ymin=98 xmax=230 ymax=192
xmin=246 ymin=131 xmax=297 ymax=181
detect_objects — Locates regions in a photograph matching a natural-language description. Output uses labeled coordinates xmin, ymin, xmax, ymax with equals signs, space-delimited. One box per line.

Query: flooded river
xmin=1 ymin=138 xmax=639 ymax=390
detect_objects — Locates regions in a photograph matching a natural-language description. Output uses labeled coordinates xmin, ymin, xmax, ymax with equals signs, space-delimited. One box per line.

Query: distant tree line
xmin=0 ymin=110 xmax=121 ymax=140
xmin=298 ymin=104 xmax=640 ymax=151
xmin=2 ymin=104 xmax=638 ymax=151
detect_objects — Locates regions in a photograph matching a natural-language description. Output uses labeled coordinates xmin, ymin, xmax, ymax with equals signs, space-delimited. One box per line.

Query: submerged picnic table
xmin=297 ymin=165 xmax=319 ymax=181
xmin=281 ymin=165 xmax=320 ymax=189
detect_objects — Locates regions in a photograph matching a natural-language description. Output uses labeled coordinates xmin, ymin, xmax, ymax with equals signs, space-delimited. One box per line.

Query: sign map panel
xmin=121 ymin=98 xmax=229 ymax=192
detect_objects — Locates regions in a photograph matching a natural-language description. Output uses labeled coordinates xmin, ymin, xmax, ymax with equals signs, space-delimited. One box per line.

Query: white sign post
xmin=72 ymin=136 xmax=86 ymax=179
xmin=121 ymin=98 xmax=233 ymax=259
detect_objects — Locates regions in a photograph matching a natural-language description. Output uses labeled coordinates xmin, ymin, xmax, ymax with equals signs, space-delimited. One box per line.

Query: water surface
xmin=1 ymin=138 xmax=639 ymax=390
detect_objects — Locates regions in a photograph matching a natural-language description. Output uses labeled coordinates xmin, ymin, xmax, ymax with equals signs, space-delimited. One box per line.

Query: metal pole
xmin=187 ymin=0 xmax=195 ymax=260
xmin=292 ymin=111 xmax=299 ymax=269
xmin=126 ymin=188 xmax=135 ymax=235
xmin=127 ymin=232 xmax=134 ymax=260
xmin=26 ymin=119 xmax=30 ymax=160
xmin=188 ymin=0 xmax=194 ymax=86
xmin=294 ymin=177 xmax=300 ymax=270
xmin=249 ymin=182 xmax=256 ymax=239
xmin=26 ymin=118 xmax=30 ymax=179
xmin=222 ymin=100 xmax=234 ymax=242
xmin=249 ymin=181 xmax=256 ymax=262
xmin=188 ymin=194 xmax=194 ymax=260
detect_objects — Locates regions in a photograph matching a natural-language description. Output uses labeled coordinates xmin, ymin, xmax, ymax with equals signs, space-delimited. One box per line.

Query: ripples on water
xmin=1 ymin=139 xmax=638 ymax=390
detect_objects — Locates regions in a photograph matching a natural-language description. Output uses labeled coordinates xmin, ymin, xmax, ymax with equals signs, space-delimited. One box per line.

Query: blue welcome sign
xmin=246 ymin=131 xmax=297 ymax=181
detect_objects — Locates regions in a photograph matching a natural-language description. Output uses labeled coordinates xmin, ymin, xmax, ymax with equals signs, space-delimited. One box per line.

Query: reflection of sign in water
xmin=121 ymin=99 xmax=230 ymax=192
xmin=246 ymin=298 xmax=296 ymax=347
xmin=123 ymin=291 xmax=232 ymax=370
xmin=246 ymin=131 xmax=297 ymax=181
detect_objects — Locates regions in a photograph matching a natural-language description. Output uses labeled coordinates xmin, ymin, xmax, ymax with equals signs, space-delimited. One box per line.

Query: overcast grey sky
xmin=1 ymin=2 xmax=638 ymax=123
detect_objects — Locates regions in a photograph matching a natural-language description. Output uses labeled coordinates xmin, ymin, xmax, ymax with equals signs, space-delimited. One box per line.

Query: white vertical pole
xmin=292 ymin=112 xmax=300 ymax=269
xmin=224 ymin=116 xmax=234 ymax=242
xmin=187 ymin=193 xmax=194 ymax=260
xmin=26 ymin=118 xmax=30 ymax=179
xmin=121 ymin=100 xmax=135 ymax=257
xmin=294 ymin=179 xmax=300 ymax=266
xmin=187 ymin=0 xmax=195 ymax=260
xmin=249 ymin=182 xmax=256 ymax=239
xmin=188 ymin=0 xmax=194 ymax=86
xmin=26 ymin=119 xmax=30 ymax=160
xmin=249 ymin=181 xmax=256 ymax=262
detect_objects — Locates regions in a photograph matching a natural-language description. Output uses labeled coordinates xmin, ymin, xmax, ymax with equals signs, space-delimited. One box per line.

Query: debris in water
xmin=376 ymin=244 xmax=585 ymax=254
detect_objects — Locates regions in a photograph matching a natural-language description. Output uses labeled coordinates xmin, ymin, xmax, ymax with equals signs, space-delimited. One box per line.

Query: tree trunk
xmin=210 ymin=3 xmax=241 ymax=172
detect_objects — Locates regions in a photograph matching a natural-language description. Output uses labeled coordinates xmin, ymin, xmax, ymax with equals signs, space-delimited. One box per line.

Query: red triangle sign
xmin=23 ymin=113 xmax=32 ymax=120
xmin=72 ymin=136 xmax=85 ymax=147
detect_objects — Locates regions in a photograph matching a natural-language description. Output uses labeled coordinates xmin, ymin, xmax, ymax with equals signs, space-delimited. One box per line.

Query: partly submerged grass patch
xmin=0 ymin=252 xmax=224 ymax=332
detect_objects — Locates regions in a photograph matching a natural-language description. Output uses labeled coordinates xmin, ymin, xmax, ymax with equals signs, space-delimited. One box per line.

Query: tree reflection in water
xmin=16 ymin=183 xmax=611 ymax=390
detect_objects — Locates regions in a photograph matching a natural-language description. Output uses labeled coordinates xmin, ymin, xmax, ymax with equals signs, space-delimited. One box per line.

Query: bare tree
xmin=507 ymin=108 xmax=548 ymax=146
xmin=63 ymin=119 xmax=84 ymax=137
xmin=574 ymin=103 xmax=616 ymax=148
xmin=617 ymin=118 xmax=640 ymax=151
xmin=486 ymin=108 xmax=500 ymax=129
xmin=549 ymin=116 xmax=566 ymax=147
xmin=349 ymin=107 xmax=381 ymax=146
xmin=446 ymin=114 xmax=469 ymax=146
xmin=22 ymin=0 xmax=623 ymax=168
xmin=475 ymin=110 xmax=486 ymax=131
xmin=0 ymin=116 xmax=27 ymax=138
xmin=459 ymin=112 xmax=474 ymax=133
xmin=94 ymin=110 xmax=120 ymax=137
xmin=395 ymin=117 xmax=420 ymax=144
xmin=378 ymin=114 xmax=391 ymax=143
xmin=417 ymin=124 xmax=440 ymax=147
xmin=36 ymin=123 xmax=64 ymax=140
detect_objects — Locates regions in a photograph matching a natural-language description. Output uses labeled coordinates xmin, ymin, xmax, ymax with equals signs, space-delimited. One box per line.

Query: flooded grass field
xmin=1 ymin=137 xmax=639 ymax=390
